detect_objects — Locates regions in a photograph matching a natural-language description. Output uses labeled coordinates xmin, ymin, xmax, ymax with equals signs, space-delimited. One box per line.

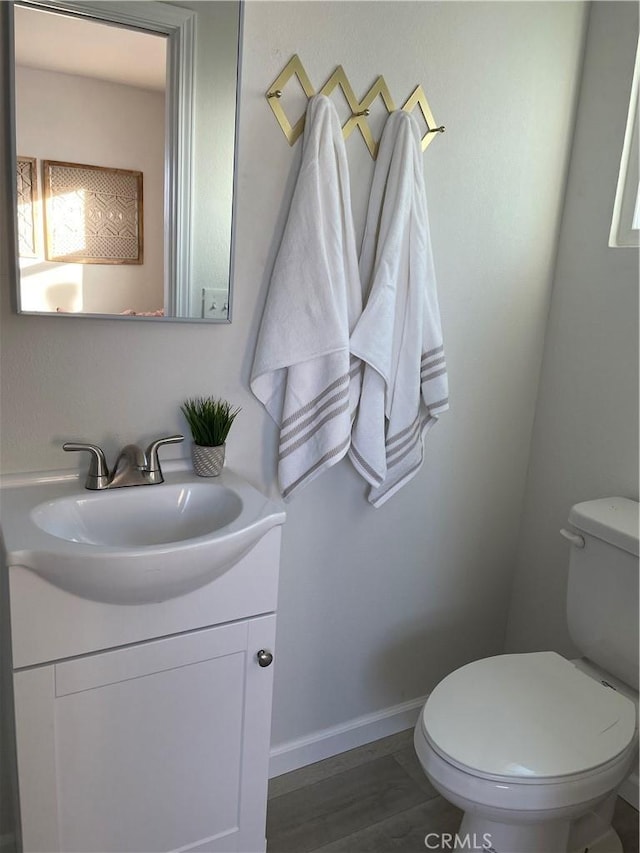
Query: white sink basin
xmin=0 ymin=468 xmax=285 ymax=604
xmin=32 ymin=482 xmax=244 ymax=547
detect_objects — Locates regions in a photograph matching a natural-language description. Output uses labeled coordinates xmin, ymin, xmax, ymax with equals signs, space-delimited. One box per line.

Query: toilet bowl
xmin=413 ymin=498 xmax=639 ymax=853
xmin=414 ymin=652 xmax=638 ymax=853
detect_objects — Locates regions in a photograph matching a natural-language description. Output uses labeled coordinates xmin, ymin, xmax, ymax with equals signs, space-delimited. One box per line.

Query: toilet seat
xmin=415 ymin=724 xmax=637 ymax=815
xmin=421 ymin=651 xmax=637 ymax=782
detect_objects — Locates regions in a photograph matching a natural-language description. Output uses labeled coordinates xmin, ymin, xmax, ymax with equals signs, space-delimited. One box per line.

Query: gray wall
xmin=0 ymin=0 xmax=587 ymax=825
xmin=505 ymin=2 xmax=639 ymax=658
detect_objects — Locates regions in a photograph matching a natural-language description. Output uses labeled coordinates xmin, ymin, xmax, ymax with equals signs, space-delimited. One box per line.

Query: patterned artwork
xmin=43 ymin=161 xmax=143 ymax=264
xmin=17 ymin=156 xmax=38 ymax=257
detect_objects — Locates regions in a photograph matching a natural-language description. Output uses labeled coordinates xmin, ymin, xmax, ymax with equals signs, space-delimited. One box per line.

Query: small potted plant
xmin=180 ymin=396 xmax=241 ymax=477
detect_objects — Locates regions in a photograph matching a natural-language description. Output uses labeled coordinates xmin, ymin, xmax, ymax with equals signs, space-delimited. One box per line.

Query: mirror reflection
xmin=12 ymin=0 xmax=240 ymax=322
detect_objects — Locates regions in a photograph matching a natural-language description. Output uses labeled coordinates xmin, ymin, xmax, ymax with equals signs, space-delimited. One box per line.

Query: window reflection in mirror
xmin=11 ymin=0 xmax=241 ymax=322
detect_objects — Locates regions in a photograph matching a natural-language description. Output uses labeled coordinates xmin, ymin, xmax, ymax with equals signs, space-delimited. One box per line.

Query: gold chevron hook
xmin=265 ymin=55 xmax=316 ymax=146
xmin=402 ymin=84 xmax=444 ymax=151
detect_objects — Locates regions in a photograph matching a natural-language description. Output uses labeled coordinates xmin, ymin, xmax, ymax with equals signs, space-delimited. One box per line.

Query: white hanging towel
xmin=251 ymin=94 xmax=362 ymax=500
xmin=349 ymin=110 xmax=449 ymax=507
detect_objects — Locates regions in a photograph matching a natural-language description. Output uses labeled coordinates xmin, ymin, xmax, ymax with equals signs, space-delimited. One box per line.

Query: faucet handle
xmin=145 ymin=435 xmax=184 ymax=480
xmin=63 ymin=442 xmax=110 ymax=489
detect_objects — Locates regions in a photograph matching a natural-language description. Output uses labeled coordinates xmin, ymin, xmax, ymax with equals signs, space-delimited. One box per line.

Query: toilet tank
xmin=566 ymin=497 xmax=639 ymax=690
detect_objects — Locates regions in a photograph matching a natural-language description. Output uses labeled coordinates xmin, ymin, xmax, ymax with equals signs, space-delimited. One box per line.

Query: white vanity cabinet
xmin=1 ymin=471 xmax=285 ymax=853
xmin=13 ymin=616 xmax=276 ymax=853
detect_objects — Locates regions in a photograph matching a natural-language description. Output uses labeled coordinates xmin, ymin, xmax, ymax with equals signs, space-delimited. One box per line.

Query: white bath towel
xmin=349 ymin=110 xmax=448 ymax=507
xmin=251 ymin=94 xmax=362 ymax=500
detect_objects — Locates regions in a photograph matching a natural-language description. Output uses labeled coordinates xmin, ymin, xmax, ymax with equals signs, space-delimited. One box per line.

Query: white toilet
xmin=414 ymin=498 xmax=639 ymax=853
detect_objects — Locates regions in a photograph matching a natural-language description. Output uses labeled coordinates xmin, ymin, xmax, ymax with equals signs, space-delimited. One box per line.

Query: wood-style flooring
xmin=266 ymin=730 xmax=639 ymax=853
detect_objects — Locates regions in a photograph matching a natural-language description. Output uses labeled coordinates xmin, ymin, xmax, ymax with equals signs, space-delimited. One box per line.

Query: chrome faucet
xmin=63 ymin=435 xmax=184 ymax=490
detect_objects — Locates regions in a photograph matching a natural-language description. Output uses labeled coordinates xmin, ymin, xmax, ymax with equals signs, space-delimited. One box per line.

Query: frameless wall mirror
xmin=10 ymin=0 xmax=241 ymax=322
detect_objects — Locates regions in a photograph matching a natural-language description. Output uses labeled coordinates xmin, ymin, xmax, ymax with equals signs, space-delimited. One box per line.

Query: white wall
xmin=204 ymin=0 xmax=588 ymax=753
xmin=16 ymin=67 xmax=165 ymax=315
xmin=505 ymin=3 xmax=639 ymax=657
xmin=0 ymin=0 xmax=587 ymax=802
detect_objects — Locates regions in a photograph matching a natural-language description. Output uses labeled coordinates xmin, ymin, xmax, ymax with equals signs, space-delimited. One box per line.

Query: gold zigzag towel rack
xmin=266 ymin=55 xmax=445 ymax=160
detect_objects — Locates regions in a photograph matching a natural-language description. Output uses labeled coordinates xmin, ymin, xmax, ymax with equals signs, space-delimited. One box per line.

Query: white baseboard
xmin=269 ymin=695 xmax=426 ymax=779
xmin=619 ymin=770 xmax=639 ymax=810
xmin=0 ymin=833 xmax=15 ymax=853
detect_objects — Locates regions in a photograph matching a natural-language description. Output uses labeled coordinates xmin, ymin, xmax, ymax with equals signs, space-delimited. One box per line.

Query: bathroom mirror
xmin=9 ymin=0 xmax=241 ymax=322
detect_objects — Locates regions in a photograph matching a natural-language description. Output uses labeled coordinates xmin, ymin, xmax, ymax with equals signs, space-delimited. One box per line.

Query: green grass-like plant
xmin=180 ymin=397 xmax=241 ymax=447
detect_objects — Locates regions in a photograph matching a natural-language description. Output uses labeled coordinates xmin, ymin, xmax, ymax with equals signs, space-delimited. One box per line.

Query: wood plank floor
xmin=267 ymin=730 xmax=639 ymax=853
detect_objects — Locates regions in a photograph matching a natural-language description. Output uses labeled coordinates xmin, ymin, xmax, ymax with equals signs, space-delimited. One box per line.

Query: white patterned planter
xmin=191 ymin=443 xmax=225 ymax=477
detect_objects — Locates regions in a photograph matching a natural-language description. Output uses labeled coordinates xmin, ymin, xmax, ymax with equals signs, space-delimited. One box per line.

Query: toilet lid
xmin=422 ymin=652 xmax=637 ymax=779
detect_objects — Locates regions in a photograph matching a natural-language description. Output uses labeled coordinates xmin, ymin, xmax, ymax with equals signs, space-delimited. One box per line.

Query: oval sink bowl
xmin=0 ymin=469 xmax=285 ymax=605
xmin=32 ymin=482 xmax=244 ymax=547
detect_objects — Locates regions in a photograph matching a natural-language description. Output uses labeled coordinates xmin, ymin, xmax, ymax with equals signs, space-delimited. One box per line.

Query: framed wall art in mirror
xmin=43 ymin=161 xmax=143 ymax=265
xmin=16 ymin=154 xmax=38 ymax=257
xmin=7 ymin=0 xmax=242 ymax=322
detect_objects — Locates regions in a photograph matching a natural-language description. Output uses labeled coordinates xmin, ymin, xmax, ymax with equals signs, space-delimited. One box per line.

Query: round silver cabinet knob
xmin=256 ymin=649 xmax=274 ymax=667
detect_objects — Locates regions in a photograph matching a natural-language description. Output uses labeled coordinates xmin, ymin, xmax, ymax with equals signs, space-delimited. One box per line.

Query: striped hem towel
xmin=250 ymin=95 xmax=362 ymax=500
xmin=349 ymin=110 xmax=448 ymax=507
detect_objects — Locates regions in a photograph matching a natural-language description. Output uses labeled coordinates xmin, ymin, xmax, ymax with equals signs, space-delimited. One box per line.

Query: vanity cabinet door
xmin=13 ymin=615 xmax=276 ymax=853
